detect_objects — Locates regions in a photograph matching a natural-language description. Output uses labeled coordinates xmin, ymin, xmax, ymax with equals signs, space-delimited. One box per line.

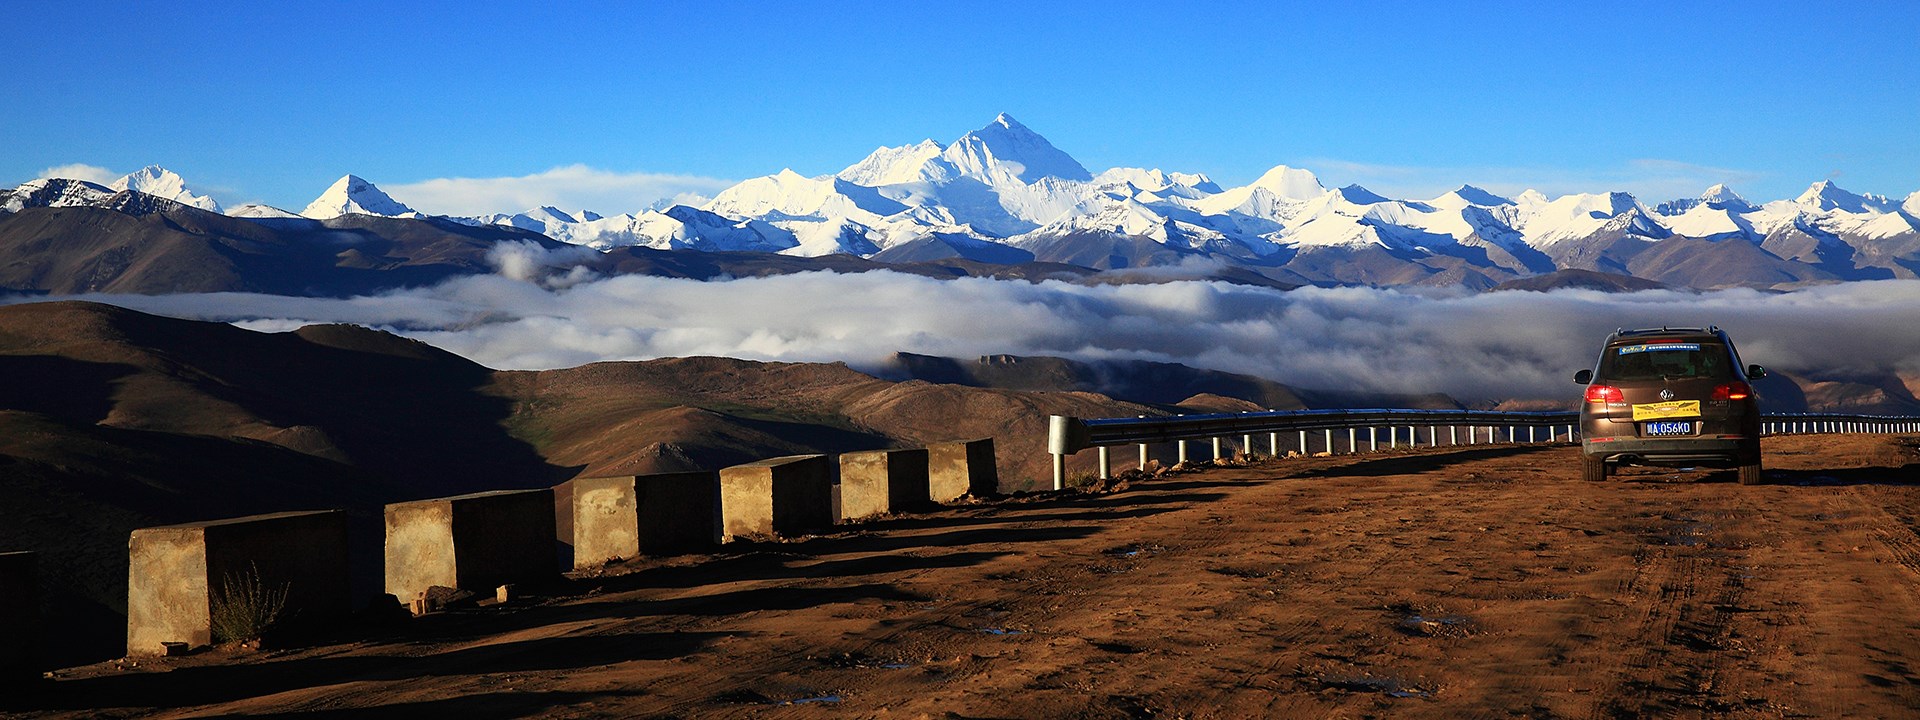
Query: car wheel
xmin=1738 ymin=457 xmax=1764 ymax=485
xmin=1582 ymin=455 xmax=1608 ymax=482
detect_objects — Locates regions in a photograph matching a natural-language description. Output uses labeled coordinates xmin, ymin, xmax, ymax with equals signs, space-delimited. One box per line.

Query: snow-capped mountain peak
xmin=1454 ymin=184 xmax=1513 ymax=207
xmin=1793 ymin=180 xmax=1893 ymax=214
xmin=1 ymin=178 xmax=115 ymax=213
xmin=838 ymin=139 xmax=944 ymax=186
xmin=1654 ymin=183 xmax=1757 ymax=216
xmin=1246 ymin=165 xmax=1327 ymax=202
xmin=1333 ymin=184 xmax=1391 ymax=206
xmin=109 ymin=166 xmax=220 ymax=212
xmin=1697 ymin=184 xmax=1756 ymax=213
xmin=930 ymin=113 xmax=1092 ymax=184
xmin=300 ymin=175 xmax=418 ymax=219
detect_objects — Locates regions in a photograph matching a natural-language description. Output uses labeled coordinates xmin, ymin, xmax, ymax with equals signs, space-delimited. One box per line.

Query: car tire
xmin=1582 ymin=455 xmax=1608 ymax=482
xmin=1738 ymin=457 xmax=1764 ymax=485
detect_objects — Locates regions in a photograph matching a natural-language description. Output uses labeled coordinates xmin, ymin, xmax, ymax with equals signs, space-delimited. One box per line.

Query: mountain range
xmin=11 ymin=114 xmax=1919 ymax=291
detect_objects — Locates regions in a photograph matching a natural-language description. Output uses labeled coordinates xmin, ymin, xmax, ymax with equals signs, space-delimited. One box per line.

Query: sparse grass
xmin=211 ymin=564 xmax=290 ymax=644
xmin=1066 ymin=471 xmax=1100 ymax=489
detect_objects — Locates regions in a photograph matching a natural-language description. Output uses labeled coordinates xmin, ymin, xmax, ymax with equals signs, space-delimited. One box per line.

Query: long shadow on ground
xmin=1294 ymin=445 xmax=1562 ymax=479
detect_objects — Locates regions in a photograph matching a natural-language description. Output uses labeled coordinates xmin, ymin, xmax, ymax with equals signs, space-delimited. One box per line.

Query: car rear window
xmin=1598 ymin=341 xmax=1733 ymax=381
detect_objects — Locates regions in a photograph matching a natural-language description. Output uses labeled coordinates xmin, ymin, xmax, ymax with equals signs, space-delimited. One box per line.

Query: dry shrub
xmin=211 ymin=564 xmax=290 ymax=644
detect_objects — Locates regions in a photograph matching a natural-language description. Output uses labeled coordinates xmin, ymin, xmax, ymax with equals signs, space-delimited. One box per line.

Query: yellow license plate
xmin=1631 ymin=400 xmax=1701 ymax=421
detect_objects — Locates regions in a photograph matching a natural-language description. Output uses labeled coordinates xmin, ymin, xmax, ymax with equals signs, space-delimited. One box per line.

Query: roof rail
xmin=1615 ymin=326 xmax=1710 ymax=337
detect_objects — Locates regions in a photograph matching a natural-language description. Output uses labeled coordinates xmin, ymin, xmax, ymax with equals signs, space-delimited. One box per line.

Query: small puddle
xmin=1319 ymin=675 xmax=1431 ymax=698
xmin=1397 ymin=614 xmax=1473 ymax=637
xmin=1103 ymin=543 xmax=1165 ymax=559
xmin=978 ymin=627 xmax=1026 ymax=636
xmin=775 ymin=695 xmax=843 ymax=706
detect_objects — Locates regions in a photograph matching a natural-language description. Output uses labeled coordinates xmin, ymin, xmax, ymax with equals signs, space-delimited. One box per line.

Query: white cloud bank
xmin=16 ymin=255 xmax=1920 ymax=405
xmin=386 ymin=164 xmax=737 ymax=216
xmin=34 ymin=163 xmax=122 ymax=185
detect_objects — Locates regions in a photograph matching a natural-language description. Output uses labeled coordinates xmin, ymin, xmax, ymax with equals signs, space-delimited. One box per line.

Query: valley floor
xmin=12 ymin=434 xmax=1920 ymax=719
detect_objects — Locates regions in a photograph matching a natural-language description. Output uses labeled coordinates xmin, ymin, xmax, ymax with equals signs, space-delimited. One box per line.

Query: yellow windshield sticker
xmin=1632 ymin=400 xmax=1701 ymax=421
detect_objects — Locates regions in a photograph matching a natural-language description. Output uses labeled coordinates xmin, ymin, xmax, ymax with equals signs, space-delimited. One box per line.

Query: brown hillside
xmin=0 ymin=301 xmax=1155 ymax=665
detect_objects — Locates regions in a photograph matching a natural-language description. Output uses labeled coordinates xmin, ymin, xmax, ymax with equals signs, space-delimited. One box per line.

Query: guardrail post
xmin=1177 ymin=440 xmax=1189 ymax=464
xmin=1047 ymin=415 xmax=1089 ymax=491
xmin=1324 ymin=429 xmax=1333 ymax=455
xmin=1347 ymin=428 xmax=1357 ymax=454
xmin=1528 ymin=425 xmax=1536 ymax=443
xmin=1138 ymin=443 xmax=1148 ymax=471
xmin=1369 ymin=427 xmax=1378 ymax=452
xmin=1428 ymin=425 xmax=1436 ymax=447
xmin=1243 ymin=433 xmax=1255 ymax=458
xmin=1097 ymin=446 xmax=1110 ymax=480
xmin=1269 ymin=432 xmax=1280 ymax=456
xmin=1211 ymin=436 xmax=1223 ymax=461
xmin=1299 ymin=431 xmax=1307 ymax=455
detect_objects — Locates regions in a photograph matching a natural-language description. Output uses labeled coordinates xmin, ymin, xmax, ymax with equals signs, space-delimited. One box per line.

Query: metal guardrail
xmin=1044 ymin=408 xmax=1920 ymax=490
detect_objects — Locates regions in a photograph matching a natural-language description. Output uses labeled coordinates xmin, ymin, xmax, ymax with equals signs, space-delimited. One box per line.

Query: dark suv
xmin=1574 ymin=326 xmax=1766 ymax=484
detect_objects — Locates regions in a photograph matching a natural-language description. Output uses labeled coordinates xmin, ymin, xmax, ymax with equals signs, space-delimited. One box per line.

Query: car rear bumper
xmin=1582 ymin=437 xmax=1754 ymax=467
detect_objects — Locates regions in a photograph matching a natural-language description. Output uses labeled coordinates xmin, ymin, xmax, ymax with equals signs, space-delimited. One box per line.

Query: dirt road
xmin=14 ymin=434 xmax=1920 ymax=719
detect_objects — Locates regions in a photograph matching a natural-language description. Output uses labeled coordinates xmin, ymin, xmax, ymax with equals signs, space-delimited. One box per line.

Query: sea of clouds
xmin=13 ymin=242 xmax=1920 ymax=404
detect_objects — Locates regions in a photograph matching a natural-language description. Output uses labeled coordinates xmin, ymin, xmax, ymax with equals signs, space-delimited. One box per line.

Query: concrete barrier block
xmin=0 ymin=551 xmax=37 ymax=683
xmin=717 ymin=454 xmax=833 ymax=541
xmin=126 ymin=510 xmax=349 ymax=656
xmin=384 ymin=489 xmax=556 ymax=603
xmin=839 ymin=449 xmax=931 ymax=521
xmin=572 ymin=472 xmax=720 ymax=567
xmin=928 ymin=438 xmax=998 ymax=501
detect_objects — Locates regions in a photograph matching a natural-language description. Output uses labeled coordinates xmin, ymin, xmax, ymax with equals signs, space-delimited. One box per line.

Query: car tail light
xmin=1713 ymin=381 xmax=1752 ymax=401
xmin=1585 ymin=384 xmax=1624 ymax=403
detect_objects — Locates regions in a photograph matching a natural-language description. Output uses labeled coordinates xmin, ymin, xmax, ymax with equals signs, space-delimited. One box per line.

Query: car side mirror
xmin=1747 ymin=364 xmax=1766 ymax=379
xmin=1573 ymin=369 xmax=1592 ymax=385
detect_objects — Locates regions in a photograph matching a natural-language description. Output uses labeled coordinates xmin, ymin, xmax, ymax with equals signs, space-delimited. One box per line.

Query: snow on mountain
xmin=1427 ymin=184 xmax=1514 ymax=211
xmin=705 ymin=169 xmax=905 ymax=221
xmin=838 ymin=140 xmax=945 ymax=186
xmin=228 ymin=203 xmax=305 ymax=219
xmin=1092 ymin=168 xmax=1220 ymax=199
xmin=459 ymin=204 xmax=801 ymax=253
xmin=1 ymin=178 xmax=116 ymax=213
xmin=581 ymin=206 xmax=799 ymax=252
xmin=1517 ymin=192 xmax=1660 ymax=246
xmin=1270 ymin=185 xmax=1469 ymax=251
xmin=461 ymin=206 xmax=588 ymax=235
xmin=1700 ymin=184 xmax=1755 ymax=211
xmin=1663 ymin=204 xmax=1756 ymax=240
xmin=1015 ymin=195 xmax=1238 ymax=252
xmin=48 ymin=112 xmax=1896 ymax=290
xmin=921 ymin=113 xmax=1092 ymax=185
xmin=1906 ymin=191 xmax=1920 ymax=217
xmin=108 ymin=166 xmax=220 ymax=212
xmin=1790 ymin=180 xmax=1897 ymax=214
xmin=1182 ymin=165 xmax=1326 ymax=227
xmin=1852 ymin=210 xmax=1920 ymax=240
xmin=300 ymin=175 xmax=420 ymax=219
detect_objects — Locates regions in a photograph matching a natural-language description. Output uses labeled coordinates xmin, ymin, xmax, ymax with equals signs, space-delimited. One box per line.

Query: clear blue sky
xmin=5 ymin=1 xmax=1917 ymax=213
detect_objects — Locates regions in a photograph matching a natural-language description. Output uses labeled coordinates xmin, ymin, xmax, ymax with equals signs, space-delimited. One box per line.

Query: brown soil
xmin=14 ymin=433 xmax=1920 ymax=719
